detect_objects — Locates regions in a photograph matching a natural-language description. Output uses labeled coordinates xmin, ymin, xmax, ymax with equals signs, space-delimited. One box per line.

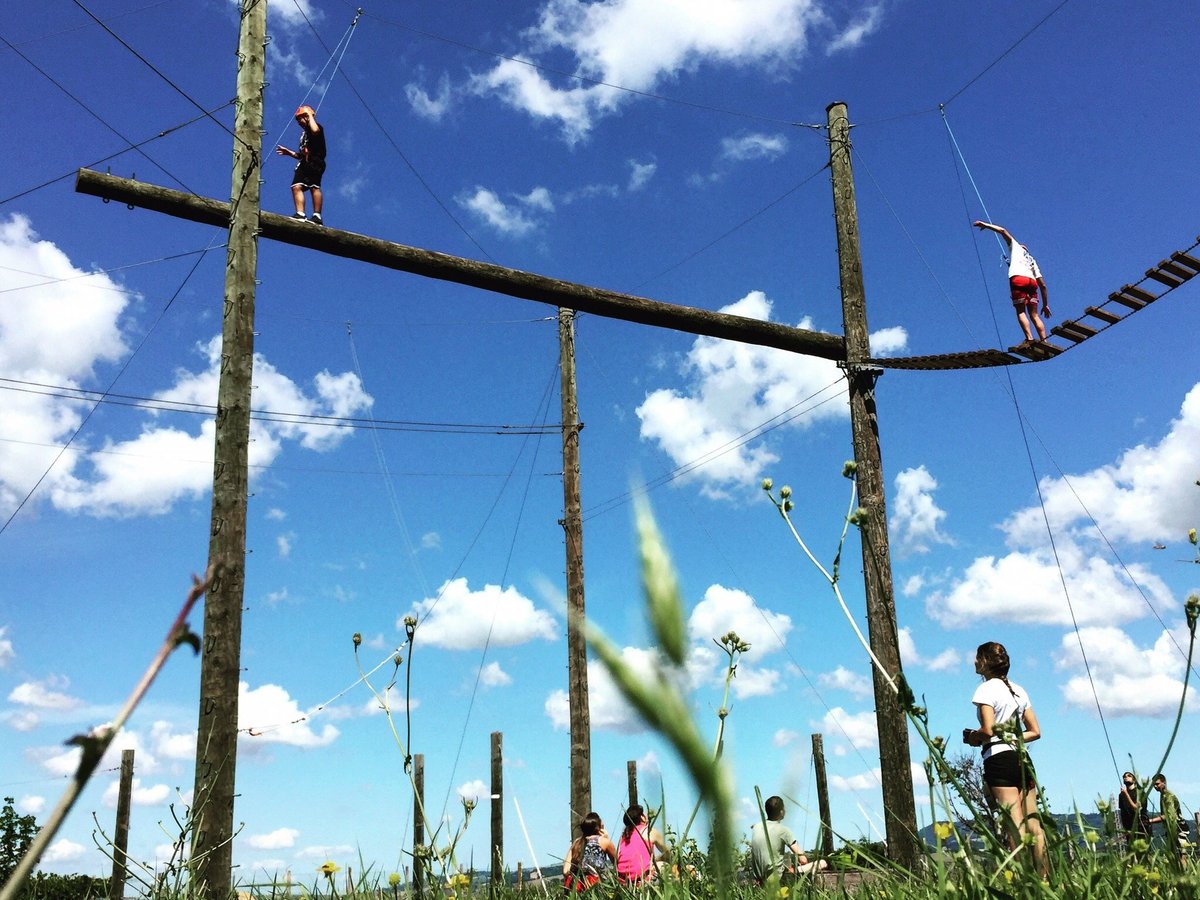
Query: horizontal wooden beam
xmin=75 ymin=169 xmax=847 ymax=362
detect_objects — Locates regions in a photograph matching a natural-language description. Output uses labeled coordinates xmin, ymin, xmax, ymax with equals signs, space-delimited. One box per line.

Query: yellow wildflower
xmin=318 ymin=861 xmax=341 ymax=876
xmin=933 ymin=822 xmax=953 ymax=841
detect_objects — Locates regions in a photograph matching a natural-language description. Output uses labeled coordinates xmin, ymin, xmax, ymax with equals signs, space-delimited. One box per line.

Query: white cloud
xmin=479 ymin=661 xmax=512 ymax=687
xmin=41 ymin=838 xmax=85 ymax=865
xmin=636 ymin=750 xmax=661 ymax=775
xmin=0 ymin=215 xmax=130 ymax=517
xmin=266 ymin=507 xmax=287 ymax=521
xmin=36 ymin=725 xmax=161 ymax=779
xmin=813 ymin=707 xmax=877 ymax=754
xmin=150 ymin=721 xmax=195 ymax=761
xmin=8 ymin=676 xmax=81 ymax=710
xmin=720 ymin=133 xmax=788 ymax=162
xmin=277 ymin=533 xmax=294 ymax=559
xmin=817 ymin=665 xmax=872 ymax=698
xmin=628 ymin=159 xmax=657 ymax=191
xmin=54 ymin=340 xmax=367 ymax=520
xmin=0 ymin=627 xmax=13 ymax=668
xmin=773 ymin=728 xmax=799 ymax=747
xmin=830 ymin=766 xmax=881 ymax=792
xmin=927 ymin=536 xmax=1172 ymax=628
xmin=3 ymin=309 xmax=373 ymax=517
xmin=900 ymin=574 xmax=925 ymax=597
xmin=546 ymin=648 xmax=676 ymax=733
xmin=458 ymin=187 xmax=539 ymax=236
xmin=473 ymin=0 xmax=831 ymax=142
xmin=638 ymin=292 xmax=901 ymax=495
xmin=246 ymin=827 xmax=301 ymax=850
xmin=519 ymin=186 xmax=555 ymax=211
xmin=1054 ymin=626 xmax=1195 ymax=717
xmin=239 ymin=683 xmax=339 ymax=748
xmin=688 ymin=584 xmax=791 ymax=654
xmin=826 ymin=2 xmax=885 ymax=54
xmin=408 ymin=578 xmax=557 ymax=649
xmin=457 ymin=779 xmax=489 ymax=804
xmin=896 ymin=627 xmax=960 ymax=673
xmin=4 ymin=711 xmax=39 ymax=731
xmin=18 ymin=795 xmax=45 ymax=815
xmin=891 ymin=466 xmax=952 ymax=555
xmin=420 ymin=531 xmax=442 ymax=550
xmin=102 ymin=778 xmax=170 ymax=808
xmin=406 ymin=73 xmax=455 ymax=120
xmin=1001 ymin=383 xmax=1200 ymax=545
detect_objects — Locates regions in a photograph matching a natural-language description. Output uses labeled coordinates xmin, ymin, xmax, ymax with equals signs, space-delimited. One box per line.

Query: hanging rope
xmin=268 ymin=8 xmax=363 ymax=159
xmin=941 ymin=110 xmax=1123 ymax=782
xmin=940 ymin=106 xmax=1008 ymax=265
xmin=313 ymin=8 xmax=363 ymax=113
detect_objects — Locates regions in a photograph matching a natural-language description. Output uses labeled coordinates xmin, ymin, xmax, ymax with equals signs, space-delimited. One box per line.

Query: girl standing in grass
xmin=964 ymin=641 xmax=1048 ymax=876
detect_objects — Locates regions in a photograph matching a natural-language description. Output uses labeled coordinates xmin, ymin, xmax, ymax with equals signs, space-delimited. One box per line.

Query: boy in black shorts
xmin=275 ymin=105 xmax=326 ymax=225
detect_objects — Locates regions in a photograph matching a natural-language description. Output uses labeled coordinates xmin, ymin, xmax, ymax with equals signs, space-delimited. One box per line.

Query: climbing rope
xmin=942 ymin=110 xmax=1124 ymax=782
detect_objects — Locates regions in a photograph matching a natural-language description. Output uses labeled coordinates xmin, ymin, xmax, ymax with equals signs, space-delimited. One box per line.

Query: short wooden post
xmin=811 ymin=734 xmax=834 ymax=858
xmin=491 ymin=732 xmax=503 ymax=894
xmin=109 ymin=749 xmax=135 ymax=900
xmin=413 ymin=754 xmax=425 ymax=897
xmin=626 ymin=761 xmax=638 ymax=811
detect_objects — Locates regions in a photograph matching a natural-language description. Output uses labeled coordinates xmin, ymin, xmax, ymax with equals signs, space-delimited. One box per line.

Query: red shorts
xmin=1009 ymin=276 xmax=1039 ymax=307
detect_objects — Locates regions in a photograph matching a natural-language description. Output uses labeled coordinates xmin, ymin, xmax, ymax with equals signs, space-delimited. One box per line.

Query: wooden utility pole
xmin=810 ymin=735 xmax=834 ymax=859
xmin=490 ymin=732 xmax=503 ymax=893
xmin=190 ymin=1 xmax=266 ymax=895
xmin=626 ymin=761 xmax=638 ymax=811
xmin=825 ymin=101 xmax=918 ymax=868
xmin=413 ymin=754 xmax=425 ymax=896
xmin=109 ymin=749 xmax=134 ymax=900
xmin=559 ymin=309 xmax=591 ymax=827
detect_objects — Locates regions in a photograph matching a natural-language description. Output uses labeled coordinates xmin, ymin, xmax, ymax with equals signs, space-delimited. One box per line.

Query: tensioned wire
xmin=435 ymin=352 xmax=560 ymax=830
xmin=937 ymin=110 xmax=1122 ymax=782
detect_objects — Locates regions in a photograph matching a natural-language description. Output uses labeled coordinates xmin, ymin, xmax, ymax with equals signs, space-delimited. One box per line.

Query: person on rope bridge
xmin=275 ymin=105 xmax=326 ymax=226
xmin=973 ymin=221 xmax=1051 ymax=346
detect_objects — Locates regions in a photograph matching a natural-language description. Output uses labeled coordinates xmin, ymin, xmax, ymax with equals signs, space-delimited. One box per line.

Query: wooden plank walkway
xmin=869 ymin=236 xmax=1199 ymax=371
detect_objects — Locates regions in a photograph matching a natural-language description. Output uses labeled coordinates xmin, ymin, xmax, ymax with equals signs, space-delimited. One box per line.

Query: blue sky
xmin=2 ymin=0 xmax=1198 ymax=885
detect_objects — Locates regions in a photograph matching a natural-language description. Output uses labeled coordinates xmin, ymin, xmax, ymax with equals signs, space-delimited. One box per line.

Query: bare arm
xmin=973 ymin=221 xmax=1014 ymax=246
xmin=1021 ymin=706 xmax=1041 ymax=744
xmin=275 ymin=144 xmax=298 ymax=158
xmin=788 ymin=840 xmax=811 ymax=866
xmin=1037 ymin=277 xmax=1050 ymax=316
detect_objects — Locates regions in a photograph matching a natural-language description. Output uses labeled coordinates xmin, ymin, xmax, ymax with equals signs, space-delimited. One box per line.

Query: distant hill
xmin=916 ymin=811 xmax=1109 ymax=851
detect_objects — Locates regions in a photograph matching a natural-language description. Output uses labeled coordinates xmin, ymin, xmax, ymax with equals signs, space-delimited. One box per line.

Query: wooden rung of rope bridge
xmin=870 ymin=235 xmax=1200 ymax=371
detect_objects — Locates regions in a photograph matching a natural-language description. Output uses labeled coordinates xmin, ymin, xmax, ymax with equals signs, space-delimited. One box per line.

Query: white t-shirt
xmin=972 ymin=677 xmax=1031 ymax=760
xmin=1008 ymin=243 xmax=1043 ymax=281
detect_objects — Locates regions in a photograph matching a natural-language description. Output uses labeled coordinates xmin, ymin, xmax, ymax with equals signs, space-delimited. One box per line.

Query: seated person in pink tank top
xmin=615 ymin=804 xmax=669 ymax=883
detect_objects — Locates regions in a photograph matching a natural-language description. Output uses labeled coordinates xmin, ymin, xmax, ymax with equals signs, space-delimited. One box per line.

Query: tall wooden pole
xmin=109 ymin=749 xmax=135 ymax=900
xmin=190 ymin=1 xmax=266 ymax=895
xmin=810 ymin=735 xmax=834 ymax=859
xmin=490 ymin=732 xmax=503 ymax=893
xmin=626 ymin=761 xmax=638 ymax=812
xmin=825 ymin=101 xmax=918 ymax=868
xmin=559 ymin=309 xmax=591 ymax=828
xmin=413 ymin=754 xmax=425 ymax=896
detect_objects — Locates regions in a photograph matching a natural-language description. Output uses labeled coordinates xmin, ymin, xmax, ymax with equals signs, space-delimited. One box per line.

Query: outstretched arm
xmin=275 ymin=144 xmax=298 ymax=159
xmin=973 ymin=220 xmax=1014 ymax=246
